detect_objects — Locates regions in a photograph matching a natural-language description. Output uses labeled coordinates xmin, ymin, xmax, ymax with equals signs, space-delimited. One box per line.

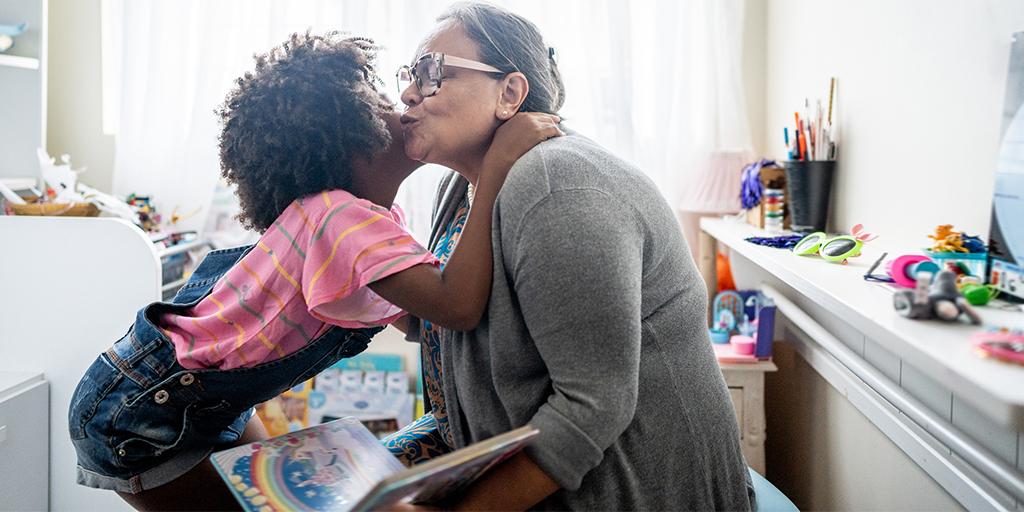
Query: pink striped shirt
xmin=159 ymin=190 xmax=438 ymax=369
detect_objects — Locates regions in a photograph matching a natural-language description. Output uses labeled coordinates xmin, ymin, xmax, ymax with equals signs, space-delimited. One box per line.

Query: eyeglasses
xmin=396 ymin=52 xmax=504 ymax=97
xmin=793 ymin=231 xmax=864 ymax=263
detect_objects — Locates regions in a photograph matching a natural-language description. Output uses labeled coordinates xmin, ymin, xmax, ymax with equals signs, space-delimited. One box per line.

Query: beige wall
xmin=46 ymin=0 xmax=114 ymax=191
xmin=761 ymin=0 xmax=1024 ymax=242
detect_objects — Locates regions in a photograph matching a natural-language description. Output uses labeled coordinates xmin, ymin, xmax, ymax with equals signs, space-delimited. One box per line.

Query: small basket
xmin=9 ymin=202 xmax=100 ymax=217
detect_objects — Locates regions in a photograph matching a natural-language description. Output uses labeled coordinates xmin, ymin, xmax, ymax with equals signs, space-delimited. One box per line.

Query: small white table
xmin=719 ymin=360 xmax=776 ymax=475
xmin=0 ymin=372 xmax=48 ymax=511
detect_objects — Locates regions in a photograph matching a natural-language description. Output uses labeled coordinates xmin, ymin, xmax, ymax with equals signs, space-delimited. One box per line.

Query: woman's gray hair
xmin=438 ymin=2 xmax=565 ymax=114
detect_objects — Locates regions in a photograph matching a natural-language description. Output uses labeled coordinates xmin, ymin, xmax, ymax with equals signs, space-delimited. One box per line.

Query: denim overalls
xmin=69 ymin=245 xmax=381 ymax=493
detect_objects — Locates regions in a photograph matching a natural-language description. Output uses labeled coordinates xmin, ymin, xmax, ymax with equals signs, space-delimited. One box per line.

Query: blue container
xmin=754 ymin=305 xmax=776 ymax=358
xmin=924 ymin=250 xmax=987 ymax=279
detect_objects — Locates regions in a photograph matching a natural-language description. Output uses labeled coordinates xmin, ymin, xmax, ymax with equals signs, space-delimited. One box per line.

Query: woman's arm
xmin=368 ymin=113 xmax=561 ymax=331
xmin=450 ymin=188 xmax=646 ymax=509
xmin=452 ymin=452 xmax=559 ymax=511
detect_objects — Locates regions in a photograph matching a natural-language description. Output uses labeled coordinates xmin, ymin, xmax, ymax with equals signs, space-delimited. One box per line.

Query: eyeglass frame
xmin=396 ymin=52 xmax=505 ymax=98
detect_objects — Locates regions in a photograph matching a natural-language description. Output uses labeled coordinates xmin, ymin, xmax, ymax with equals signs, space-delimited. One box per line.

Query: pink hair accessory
xmin=971 ymin=330 xmax=1024 ymax=366
xmin=851 ymin=223 xmax=878 ymax=242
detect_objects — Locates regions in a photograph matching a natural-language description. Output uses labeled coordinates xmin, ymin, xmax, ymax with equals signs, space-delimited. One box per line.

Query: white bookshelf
xmin=0 ymin=0 xmax=47 ymax=181
xmin=0 ymin=53 xmax=40 ymax=70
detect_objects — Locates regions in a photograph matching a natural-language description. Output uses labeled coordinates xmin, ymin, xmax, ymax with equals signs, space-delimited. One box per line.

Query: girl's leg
xmin=116 ymin=415 xmax=269 ymax=512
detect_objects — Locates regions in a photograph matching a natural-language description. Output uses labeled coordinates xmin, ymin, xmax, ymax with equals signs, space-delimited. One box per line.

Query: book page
xmin=211 ymin=417 xmax=405 ymax=511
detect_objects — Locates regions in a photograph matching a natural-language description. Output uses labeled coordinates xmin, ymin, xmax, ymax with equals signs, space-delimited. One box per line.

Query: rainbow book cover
xmin=210 ymin=417 xmax=537 ymax=512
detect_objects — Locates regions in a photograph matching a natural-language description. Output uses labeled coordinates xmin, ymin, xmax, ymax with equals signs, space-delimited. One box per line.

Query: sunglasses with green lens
xmin=793 ymin=224 xmax=877 ymax=263
xmin=793 ymin=232 xmax=862 ymax=262
xmin=793 ymin=224 xmax=879 ymax=263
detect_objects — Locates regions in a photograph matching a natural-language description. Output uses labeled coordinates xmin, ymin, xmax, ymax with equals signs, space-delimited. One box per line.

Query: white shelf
xmin=0 ymin=54 xmax=40 ymax=70
xmin=701 ymin=216 xmax=1024 ymax=428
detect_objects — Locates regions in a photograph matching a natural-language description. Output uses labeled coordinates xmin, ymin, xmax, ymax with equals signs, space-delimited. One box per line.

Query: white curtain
xmin=107 ymin=0 xmax=753 ymax=242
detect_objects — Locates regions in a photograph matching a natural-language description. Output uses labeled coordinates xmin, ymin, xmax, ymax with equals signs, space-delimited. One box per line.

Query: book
xmin=210 ymin=417 xmax=538 ymax=511
xmin=255 ymin=379 xmax=314 ymax=437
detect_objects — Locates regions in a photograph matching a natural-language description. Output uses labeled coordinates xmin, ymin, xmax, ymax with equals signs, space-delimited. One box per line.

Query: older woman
xmin=388 ymin=2 xmax=755 ymax=510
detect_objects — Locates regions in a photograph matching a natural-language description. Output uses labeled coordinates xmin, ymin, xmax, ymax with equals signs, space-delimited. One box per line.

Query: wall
xmin=44 ymin=1 xmax=1024 ymax=240
xmin=762 ymin=0 xmax=1024 ymax=242
xmin=757 ymin=2 xmax=1024 ymax=506
xmin=46 ymin=0 xmax=115 ymax=191
xmin=766 ymin=341 xmax=963 ymax=511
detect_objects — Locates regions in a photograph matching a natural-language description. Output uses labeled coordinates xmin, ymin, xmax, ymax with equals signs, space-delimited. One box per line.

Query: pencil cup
xmin=783 ymin=160 xmax=836 ymax=233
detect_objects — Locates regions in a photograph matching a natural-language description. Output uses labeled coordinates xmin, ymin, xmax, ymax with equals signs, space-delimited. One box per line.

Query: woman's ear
xmin=496 ymin=72 xmax=529 ymax=120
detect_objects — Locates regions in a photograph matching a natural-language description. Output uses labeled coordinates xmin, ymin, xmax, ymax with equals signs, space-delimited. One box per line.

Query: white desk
xmin=699 ymin=217 xmax=1024 ymax=509
xmin=700 ymin=217 xmax=1024 ymax=429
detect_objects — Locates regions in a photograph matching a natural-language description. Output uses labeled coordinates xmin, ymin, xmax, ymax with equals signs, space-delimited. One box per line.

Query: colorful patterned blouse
xmin=382 ymin=195 xmax=470 ymax=465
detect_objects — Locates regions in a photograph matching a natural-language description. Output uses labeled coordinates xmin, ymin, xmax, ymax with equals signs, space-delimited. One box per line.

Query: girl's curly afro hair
xmin=217 ymin=31 xmax=394 ymax=233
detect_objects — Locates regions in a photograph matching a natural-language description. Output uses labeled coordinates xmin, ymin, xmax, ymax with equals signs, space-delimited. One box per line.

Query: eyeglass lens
xmin=415 ymin=57 xmax=442 ymax=96
xmin=822 ymin=238 xmax=857 ymax=257
xmin=794 ymin=234 xmax=823 ymax=253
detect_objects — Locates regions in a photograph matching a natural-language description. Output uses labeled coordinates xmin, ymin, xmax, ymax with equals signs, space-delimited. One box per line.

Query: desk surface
xmin=701 ymin=217 xmax=1024 ymax=428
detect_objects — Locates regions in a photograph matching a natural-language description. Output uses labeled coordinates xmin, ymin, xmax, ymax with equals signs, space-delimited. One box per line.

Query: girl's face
xmin=399 ymin=22 xmax=505 ymax=173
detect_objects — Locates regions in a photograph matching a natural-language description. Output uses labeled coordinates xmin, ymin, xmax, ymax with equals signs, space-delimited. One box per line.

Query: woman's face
xmin=399 ymin=22 xmax=504 ymax=171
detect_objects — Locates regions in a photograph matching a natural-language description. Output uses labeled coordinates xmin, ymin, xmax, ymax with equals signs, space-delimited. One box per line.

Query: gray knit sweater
xmin=420 ymin=134 xmax=754 ymax=511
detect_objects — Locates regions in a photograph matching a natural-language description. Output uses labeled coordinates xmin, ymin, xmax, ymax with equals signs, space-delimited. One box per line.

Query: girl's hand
xmin=483 ymin=113 xmax=563 ymax=175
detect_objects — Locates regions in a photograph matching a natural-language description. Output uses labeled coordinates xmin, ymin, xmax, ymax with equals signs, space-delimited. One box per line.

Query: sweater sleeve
xmin=509 ymin=187 xmax=645 ymax=491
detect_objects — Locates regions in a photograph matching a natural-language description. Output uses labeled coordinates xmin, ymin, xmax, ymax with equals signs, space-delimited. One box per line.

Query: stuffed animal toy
xmin=893 ymin=269 xmax=981 ymax=324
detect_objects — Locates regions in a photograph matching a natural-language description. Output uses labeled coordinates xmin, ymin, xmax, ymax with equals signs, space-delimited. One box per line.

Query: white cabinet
xmin=0 ymin=217 xmax=155 ymax=511
xmin=0 ymin=372 xmax=48 ymax=511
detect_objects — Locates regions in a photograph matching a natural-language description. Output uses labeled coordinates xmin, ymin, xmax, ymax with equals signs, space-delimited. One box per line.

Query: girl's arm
xmin=368 ymin=113 xmax=561 ymax=331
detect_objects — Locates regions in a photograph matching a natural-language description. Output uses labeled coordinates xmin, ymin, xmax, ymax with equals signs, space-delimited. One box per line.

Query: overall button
xmin=179 ymin=373 xmax=195 ymax=386
xmin=154 ymin=390 xmax=169 ymax=404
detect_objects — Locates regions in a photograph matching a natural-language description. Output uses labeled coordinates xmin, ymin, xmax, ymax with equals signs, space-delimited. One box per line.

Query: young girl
xmin=68 ymin=32 xmax=561 ymax=511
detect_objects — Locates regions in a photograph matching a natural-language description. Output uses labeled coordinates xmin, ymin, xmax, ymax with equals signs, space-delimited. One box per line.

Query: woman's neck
xmin=444 ymin=152 xmax=487 ymax=186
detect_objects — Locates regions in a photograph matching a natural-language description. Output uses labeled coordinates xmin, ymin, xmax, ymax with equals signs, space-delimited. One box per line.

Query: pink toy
xmin=890 ymin=254 xmax=936 ymax=288
xmin=972 ymin=330 xmax=1024 ymax=366
xmin=730 ymin=335 xmax=756 ymax=355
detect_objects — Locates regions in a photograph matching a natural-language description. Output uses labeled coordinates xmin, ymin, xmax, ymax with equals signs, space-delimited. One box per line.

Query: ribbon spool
xmin=890 ymin=254 xmax=940 ymax=288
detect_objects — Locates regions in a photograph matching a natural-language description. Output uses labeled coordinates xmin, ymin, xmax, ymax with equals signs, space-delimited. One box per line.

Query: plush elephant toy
xmin=893 ymin=269 xmax=981 ymax=324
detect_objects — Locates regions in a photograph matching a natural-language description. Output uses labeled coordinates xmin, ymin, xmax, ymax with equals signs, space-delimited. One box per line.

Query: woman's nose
xmin=400 ymin=82 xmax=421 ymax=108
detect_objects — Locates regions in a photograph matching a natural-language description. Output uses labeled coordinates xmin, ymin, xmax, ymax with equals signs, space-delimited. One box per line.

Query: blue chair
xmin=749 ymin=467 xmax=798 ymax=511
